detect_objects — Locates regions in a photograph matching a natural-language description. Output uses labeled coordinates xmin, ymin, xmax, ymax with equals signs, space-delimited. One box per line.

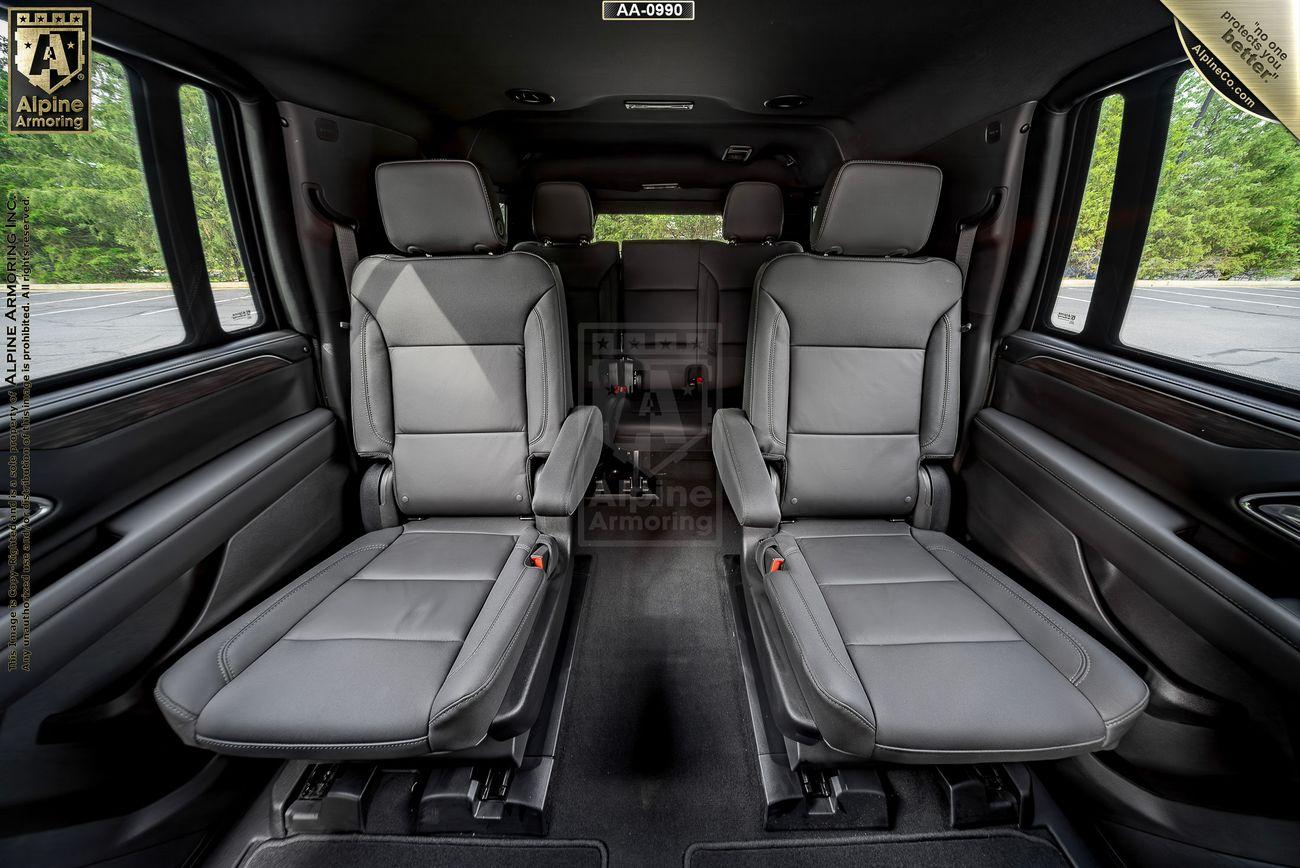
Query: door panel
xmin=0 ymin=330 xmax=349 ymax=826
xmin=964 ymin=329 xmax=1300 ymax=810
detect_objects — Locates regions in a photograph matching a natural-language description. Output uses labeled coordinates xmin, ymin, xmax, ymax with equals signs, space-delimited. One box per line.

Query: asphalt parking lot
xmin=30 ymin=283 xmax=257 ymax=380
xmin=25 ymin=279 xmax=1300 ymax=390
xmin=1050 ymin=280 xmax=1300 ymax=390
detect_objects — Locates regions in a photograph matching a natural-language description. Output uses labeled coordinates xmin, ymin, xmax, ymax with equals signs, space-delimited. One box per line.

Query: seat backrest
xmin=514 ymin=182 xmax=619 ymax=402
xmin=700 ymin=182 xmax=802 ymax=394
xmin=744 ymin=161 xmax=960 ymax=518
xmin=351 ymin=160 xmax=570 ymax=517
xmin=620 ymin=239 xmax=707 ymax=389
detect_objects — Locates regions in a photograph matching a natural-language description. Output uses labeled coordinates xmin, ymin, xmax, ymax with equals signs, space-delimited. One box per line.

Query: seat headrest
xmin=811 ymin=161 xmax=942 ymax=256
xmin=532 ymin=182 xmax=595 ymax=244
xmin=376 ymin=160 xmax=505 ymax=255
xmin=723 ymin=181 xmax=784 ymax=243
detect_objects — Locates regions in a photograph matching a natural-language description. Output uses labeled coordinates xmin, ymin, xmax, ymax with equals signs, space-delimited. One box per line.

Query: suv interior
xmin=2 ymin=2 xmax=1299 ymax=867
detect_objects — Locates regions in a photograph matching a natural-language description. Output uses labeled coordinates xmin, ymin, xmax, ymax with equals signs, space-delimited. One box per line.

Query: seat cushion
xmin=763 ymin=520 xmax=1149 ymax=763
xmin=154 ymin=518 xmax=548 ymax=758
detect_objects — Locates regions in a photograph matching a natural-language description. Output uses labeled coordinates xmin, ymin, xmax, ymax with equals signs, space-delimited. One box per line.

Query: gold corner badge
xmin=1160 ymin=1 xmax=1298 ymax=140
xmin=7 ymin=6 xmax=93 ymax=133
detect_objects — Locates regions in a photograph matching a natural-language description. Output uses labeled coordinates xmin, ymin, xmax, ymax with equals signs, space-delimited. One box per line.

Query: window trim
xmin=1032 ymin=60 xmax=1300 ymax=409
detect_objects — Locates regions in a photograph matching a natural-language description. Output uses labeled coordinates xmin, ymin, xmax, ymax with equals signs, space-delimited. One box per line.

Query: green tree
xmin=594 ymin=213 xmax=724 ymax=243
xmin=180 ymin=85 xmax=245 ymax=282
xmin=1 ymin=35 xmax=167 ymax=283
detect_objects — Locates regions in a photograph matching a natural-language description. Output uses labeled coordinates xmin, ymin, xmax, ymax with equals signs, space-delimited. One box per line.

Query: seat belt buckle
xmin=528 ymin=543 xmax=552 ymax=574
xmin=761 ymin=544 xmax=785 ymax=573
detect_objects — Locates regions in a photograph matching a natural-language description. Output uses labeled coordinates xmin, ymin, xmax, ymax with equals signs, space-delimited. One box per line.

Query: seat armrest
xmin=713 ymin=408 xmax=780 ymax=529
xmin=533 ymin=405 xmax=604 ymax=517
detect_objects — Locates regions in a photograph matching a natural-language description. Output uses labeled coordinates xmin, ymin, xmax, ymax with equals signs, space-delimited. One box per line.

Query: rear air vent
xmin=507 ymin=88 xmax=555 ymax=105
xmin=722 ymin=144 xmax=752 ymax=163
xmin=764 ymin=94 xmax=810 ymax=110
xmin=625 ymin=100 xmax=694 ymax=111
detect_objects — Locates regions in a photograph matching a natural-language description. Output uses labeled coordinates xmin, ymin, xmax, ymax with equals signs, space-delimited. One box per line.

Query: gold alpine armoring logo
xmin=7 ymin=7 xmax=92 ymax=133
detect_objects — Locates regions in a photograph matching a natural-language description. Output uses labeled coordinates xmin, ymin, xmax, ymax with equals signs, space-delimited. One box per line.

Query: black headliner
xmin=99 ymin=1 xmax=1171 ymax=143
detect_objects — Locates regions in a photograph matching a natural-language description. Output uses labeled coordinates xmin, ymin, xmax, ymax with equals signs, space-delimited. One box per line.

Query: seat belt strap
xmin=954 ymin=219 xmax=979 ymax=286
xmin=334 ymin=220 xmax=359 ymax=294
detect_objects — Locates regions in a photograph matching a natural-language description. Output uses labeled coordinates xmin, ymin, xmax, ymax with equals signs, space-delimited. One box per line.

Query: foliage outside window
xmin=594 ymin=213 xmax=724 ymax=243
xmin=1 ymin=31 xmax=185 ymax=379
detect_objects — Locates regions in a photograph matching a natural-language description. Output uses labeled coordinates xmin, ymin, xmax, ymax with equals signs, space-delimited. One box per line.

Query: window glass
xmin=1120 ymin=71 xmax=1300 ymax=390
xmin=1049 ymin=93 xmax=1125 ymax=333
xmin=593 ymin=213 xmax=724 ymax=243
xmin=0 ymin=33 xmax=184 ymax=380
xmin=179 ymin=84 xmax=259 ymax=332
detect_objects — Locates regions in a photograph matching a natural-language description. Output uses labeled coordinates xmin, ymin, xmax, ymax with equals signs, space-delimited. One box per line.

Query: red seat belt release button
xmin=768 ymin=557 xmax=785 ymax=573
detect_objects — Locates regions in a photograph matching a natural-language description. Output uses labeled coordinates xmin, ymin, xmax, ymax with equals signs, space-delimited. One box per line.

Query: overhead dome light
xmin=507 ymin=88 xmax=555 ymax=106
xmin=764 ymin=94 xmax=810 ymax=110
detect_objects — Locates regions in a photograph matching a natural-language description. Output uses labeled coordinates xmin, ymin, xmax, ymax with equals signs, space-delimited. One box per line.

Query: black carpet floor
xmin=242 ymin=835 xmax=606 ymax=868
xmin=546 ymin=460 xmax=765 ymax=865
xmin=686 ymin=831 xmax=1068 ymax=867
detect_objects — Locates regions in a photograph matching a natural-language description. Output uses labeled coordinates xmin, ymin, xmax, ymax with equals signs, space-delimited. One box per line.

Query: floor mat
xmin=547 ymin=459 xmax=764 ymax=863
xmin=241 ymin=835 xmax=607 ymax=868
xmin=685 ymin=831 xmax=1067 ymax=867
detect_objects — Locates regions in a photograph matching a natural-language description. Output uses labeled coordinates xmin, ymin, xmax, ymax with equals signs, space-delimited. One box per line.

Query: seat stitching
xmin=442 ymin=560 xmax=532 ymax=683
xmin=427 ymin=567 xmax=547 ymax=727
xmin=1102 ymin=692 xmax=1150 ymax=731
xmin=975 ymin=417 xmax=1300 ymax=655
xmin=153 ymin=684 xmax=197 ymax=721
xmin=767 ymin=312 xmax=786 ymax=447
xmin=920 ymin=314 xmax=951 ymax=449
xmin=765 ymin=571 xmax=877 ymax=734
xmin=774 ymin=543 xmax=860 ymax=684
xmin=528 ymin=305 xmax=549 ymax=446
xmin=359 ymin=310 xmax=393 ymax=448
xmin=921 ymin=544 xmax=1091 ymax=684
xmin=218 ymin=544 xmax=391 ymax=684
xmin=194 ymin=736 xmax=429 ymax=752
xmin=873 ymin=738 xmax=1107 ymax=753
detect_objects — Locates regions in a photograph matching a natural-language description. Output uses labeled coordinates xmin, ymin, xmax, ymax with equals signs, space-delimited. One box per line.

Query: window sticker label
xmin=1161 ymin=1 xmax=1296 ymax=138
xmin=602 ymin=2 xmax=695 ymax=21
xmin=7 ymin=6 xmax=92 ymax=133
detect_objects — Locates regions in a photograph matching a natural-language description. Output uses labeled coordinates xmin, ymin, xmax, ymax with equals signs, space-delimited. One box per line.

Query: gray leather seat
xmin=514 ymin=182 xmax=620 ymax=404
xmin=154 ymin=160 xmax=602 ymax=759
xmin=615 ymin=183 xmax=799 ymax=446
xmin=701 ymin=181 xmax=801 ymax=396
xmin=713 ymin=160 xmax=1148 ymax=763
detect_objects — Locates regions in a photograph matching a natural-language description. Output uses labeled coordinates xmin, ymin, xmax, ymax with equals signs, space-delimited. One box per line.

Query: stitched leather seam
xmin=975 ymin=418 xmax=1300 ymax=655
xmin=442 ymin=560 xmax=532 ymax=683
xmin=874 ymin=737 xmax=1104 ymax=755
xmin=920 ymin=314 xmax=951 ymax=449
xmin=766 ymin=569 xmax=877 ymax=734
xmin=153 ymin=684 xmax=197 ymax=721
xmin=218 ymin=544 xmax=391 ymax=684
xmin=528 ymin=305 xmax=549 ymax=446
xmin=922 ymin=544 xmax=1091 ymax=684
xmin=775 ymin=543 xmax=860 ymax=683
xmin=428 ymin=567 xmax=546 ymax=727
xmin=359 ymin=310 xmax=393 ymax=448
xmin=1102 ymin=693 xmax=1149 ymax=730
xmin=194 ymin=736 xmax=428 ymax=752
xmin=767 ymin=311 xmax=786 ymax=448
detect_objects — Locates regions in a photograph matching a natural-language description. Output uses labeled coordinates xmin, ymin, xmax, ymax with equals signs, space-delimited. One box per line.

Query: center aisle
xmin=546 ymin=461 xmax=763 ymax=865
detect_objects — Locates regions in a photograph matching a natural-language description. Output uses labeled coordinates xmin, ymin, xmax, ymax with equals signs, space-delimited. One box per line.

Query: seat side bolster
xmin=765 ymin=535 xmax=878 ymax=757
xmin=713 ymin=408 xmax=780 ymax=529
xmin=154 ymin=527 xmax=403 ymax=745
xmin=912 ymin=528 xmax=1150 ymax=748
xmin=426 ymin=526 xmax=547 ymax=752
xmin=533 ymin=406 xmax=604 ymax=516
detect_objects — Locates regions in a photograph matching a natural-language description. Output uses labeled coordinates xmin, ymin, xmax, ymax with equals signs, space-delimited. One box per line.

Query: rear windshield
xmin=593 ymin=213 xmax=723 ymax=242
